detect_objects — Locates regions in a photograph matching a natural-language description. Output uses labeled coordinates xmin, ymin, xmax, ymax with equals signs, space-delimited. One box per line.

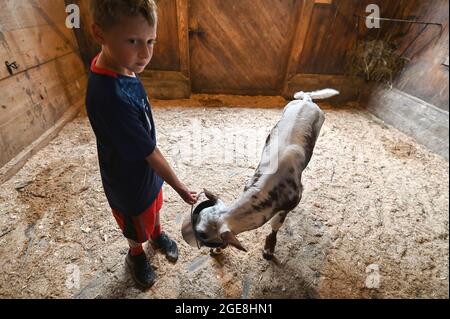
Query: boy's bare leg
xmin=128 ymin=239 xmax=142 ymax=249
xmin=128 ymin=239 xmax=144 ymax=256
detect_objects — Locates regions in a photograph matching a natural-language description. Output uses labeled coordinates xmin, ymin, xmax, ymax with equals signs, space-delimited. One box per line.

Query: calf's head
xmin=194 ymin=189 xmax=247 ymax=252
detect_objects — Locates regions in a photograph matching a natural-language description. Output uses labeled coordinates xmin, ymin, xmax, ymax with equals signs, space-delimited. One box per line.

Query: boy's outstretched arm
xmin=146 ymin=147 xmax=198 ymax=205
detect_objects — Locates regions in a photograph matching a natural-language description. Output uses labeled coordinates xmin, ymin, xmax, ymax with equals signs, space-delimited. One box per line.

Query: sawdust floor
xmin=0 ymin=95 xmax=448 ymax=299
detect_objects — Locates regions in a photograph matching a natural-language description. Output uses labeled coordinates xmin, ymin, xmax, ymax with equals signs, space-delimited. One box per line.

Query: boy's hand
xmin=145 ymin=148 xmax=198 ymax=205
xmin=176 ymin=184 xmax=198 ymax=205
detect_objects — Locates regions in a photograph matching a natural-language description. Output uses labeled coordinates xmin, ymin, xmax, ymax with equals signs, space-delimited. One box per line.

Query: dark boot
xmin=151 ymin=232 xmax=179 ymax=263
xmin=125 ymin=251 xmax=156 ymax=289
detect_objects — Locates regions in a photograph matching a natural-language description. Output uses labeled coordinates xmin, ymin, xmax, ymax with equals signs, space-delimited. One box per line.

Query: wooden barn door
xmin=188 ymin=0 xmax=302 ymax=95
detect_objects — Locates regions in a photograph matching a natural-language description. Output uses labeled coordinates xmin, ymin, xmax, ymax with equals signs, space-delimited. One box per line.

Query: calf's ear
xmin=220 ymin=231 xmax=247 ymax=252
xmin=204 ymin=188 xmax=219 ymax=204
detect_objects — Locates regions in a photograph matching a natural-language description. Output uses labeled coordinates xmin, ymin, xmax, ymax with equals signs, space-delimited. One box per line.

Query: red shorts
xmin=111 ymin=189 xmax=163 ymax=243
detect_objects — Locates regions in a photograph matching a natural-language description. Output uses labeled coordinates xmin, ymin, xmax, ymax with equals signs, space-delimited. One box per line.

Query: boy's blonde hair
xmin=90 ymin=0 xmax=158 ymax=30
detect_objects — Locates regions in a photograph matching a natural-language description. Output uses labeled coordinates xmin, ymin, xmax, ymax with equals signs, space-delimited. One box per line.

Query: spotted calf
xmin=195 ymin=89 xmax=339 ymax=259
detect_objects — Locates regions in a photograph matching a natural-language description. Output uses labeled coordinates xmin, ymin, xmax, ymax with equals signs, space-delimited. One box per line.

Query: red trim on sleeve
xmin=90 ymin=54 xmax=118 ymax=78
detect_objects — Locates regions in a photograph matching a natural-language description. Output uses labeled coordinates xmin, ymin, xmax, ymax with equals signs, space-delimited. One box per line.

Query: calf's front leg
xmin=263 ymin=211 xmax=288 ymax=260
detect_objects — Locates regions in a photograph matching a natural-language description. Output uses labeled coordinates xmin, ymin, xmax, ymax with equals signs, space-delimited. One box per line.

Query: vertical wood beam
xmin=176 ymin=0 xmax=190 ymax=80
xmin=281 ymin=0 xmax=315 ymax=96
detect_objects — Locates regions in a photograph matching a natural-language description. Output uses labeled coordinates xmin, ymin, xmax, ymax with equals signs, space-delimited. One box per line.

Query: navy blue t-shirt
xmin=86 ymin=55 xmax=164 ymax=216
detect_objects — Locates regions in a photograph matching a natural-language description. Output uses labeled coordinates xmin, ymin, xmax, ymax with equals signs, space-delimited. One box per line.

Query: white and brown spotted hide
xmin=195 ymin=89 xmax=339 ymax=252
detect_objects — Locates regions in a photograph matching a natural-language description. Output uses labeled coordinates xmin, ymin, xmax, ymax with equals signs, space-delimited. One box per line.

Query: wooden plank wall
xmin=392 ymin=0 xmax=449 ymax=112
xmin=283 ymin=0 xmax=427 ymax=101
xmin=140 ymin=0 xmax=190 ymax=99
xmin=69 ymin=0 xmax=99 ymax=67
xmin=71 ymin=0 xmax=448 ymax=107
xmin=358 ymin=0 xmax=449 ymax=159
xmin=188 ymin=0 xmax=302 ymax=95
xmin=296 ymin=0 xmax=418 ymax=75
xmin=0 ymin=0 xmax=87 ymax=177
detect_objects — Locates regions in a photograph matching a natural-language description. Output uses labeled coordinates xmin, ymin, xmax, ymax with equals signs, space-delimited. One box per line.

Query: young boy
xmin=86 ymin=0 xmax=198 ymax=289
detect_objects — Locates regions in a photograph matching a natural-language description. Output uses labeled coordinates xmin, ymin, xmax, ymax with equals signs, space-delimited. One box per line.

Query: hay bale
xmin=347 ymin=36 xmax=410 ymax=87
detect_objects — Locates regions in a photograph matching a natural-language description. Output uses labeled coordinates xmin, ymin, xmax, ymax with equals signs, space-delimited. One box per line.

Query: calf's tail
xmin=294 ymin=89 xmax=340 ymax=101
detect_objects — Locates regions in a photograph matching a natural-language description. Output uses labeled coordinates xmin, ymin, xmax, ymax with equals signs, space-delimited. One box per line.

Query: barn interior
xmin=0 ymin=0 xmax=448 ymax=299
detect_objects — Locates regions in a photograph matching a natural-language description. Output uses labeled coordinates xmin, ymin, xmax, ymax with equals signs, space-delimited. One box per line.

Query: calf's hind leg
xmin=263 ymin=211 xmax=289 ymax=260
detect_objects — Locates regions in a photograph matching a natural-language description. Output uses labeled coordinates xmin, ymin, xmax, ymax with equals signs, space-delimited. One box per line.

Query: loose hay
xmin=347 ymin=36 xmax=410 ymax=87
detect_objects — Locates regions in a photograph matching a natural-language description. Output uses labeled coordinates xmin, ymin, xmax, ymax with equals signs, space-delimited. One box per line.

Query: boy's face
xmin=94 ymin=14 xmax=157 ymax=75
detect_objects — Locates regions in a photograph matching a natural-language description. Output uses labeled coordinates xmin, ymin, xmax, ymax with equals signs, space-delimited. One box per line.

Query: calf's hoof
xmin=262 ymin=250 xmax=274 ymax=260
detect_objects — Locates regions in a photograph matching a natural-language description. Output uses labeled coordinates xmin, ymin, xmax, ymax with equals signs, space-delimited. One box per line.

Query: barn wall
xmin=392 ymin=0 xmax=449 ymax=112
xmin=360 ymin=0 xmax=449 ymax=160
xmin=296 ymin=0 xmax=421 ymax=75
xmin=70 ymin=0 xmax=447 ymax=101
xmin=72 ymin=0 xmax=368 ymax=100
xmin=70 ymin=0 xmax=435 ymax=101
xmin=0 ymin=0 xmax=87 ymax=181
xmin=69 ymin=0 xmax=99 ymax=67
